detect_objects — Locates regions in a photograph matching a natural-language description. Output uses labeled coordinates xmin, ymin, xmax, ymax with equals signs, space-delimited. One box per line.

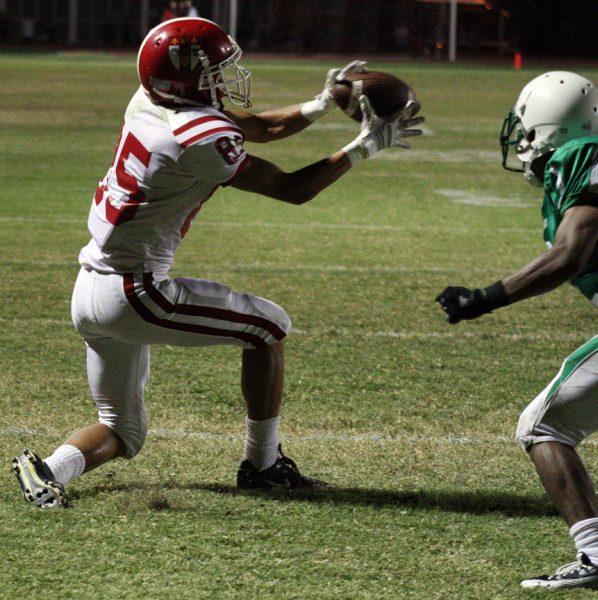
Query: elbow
xmin=253 ymin=132 xmax=271 ymax=144
xmin=281 ymin=188 xmax=317 ymax=205
xmin=287 ymin=191 xmax=316 ymax=205
xmin=254 ymin=125 xmax=280 ymax=144
xmin=271 ymin=175 xmax=316 ymax=205
xmin=567 ymin=256 xmax=588 ymax=277
xmin=249 ymin=132 xmax=269 ymax=144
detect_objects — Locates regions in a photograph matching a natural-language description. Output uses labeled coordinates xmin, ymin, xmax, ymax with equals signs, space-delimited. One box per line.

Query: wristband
xmin=341 ymin=139 xmax=367 ymax=166
xmin=480 ymin=280 xmax=510 ymax=309
xmin=300 ymin=95 xmax=336 ymax=122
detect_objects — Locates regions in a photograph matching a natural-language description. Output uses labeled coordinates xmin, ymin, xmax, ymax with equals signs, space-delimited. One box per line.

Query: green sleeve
xmin=548 ymin=139 xmax=598 ymax=215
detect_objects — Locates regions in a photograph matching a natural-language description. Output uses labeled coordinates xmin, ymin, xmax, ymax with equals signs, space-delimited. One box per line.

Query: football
xmin=332 ymin=70 xmax=421 ymax=122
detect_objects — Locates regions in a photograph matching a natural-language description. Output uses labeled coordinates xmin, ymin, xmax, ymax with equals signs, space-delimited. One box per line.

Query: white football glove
xmin=300 ymin=60 xmax=368 ymax=122
xmin=342 ymin=96 xmax=425 ymax=165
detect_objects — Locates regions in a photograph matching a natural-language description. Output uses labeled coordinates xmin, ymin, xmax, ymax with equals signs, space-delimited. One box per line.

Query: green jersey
xmin=542 ymin=135 xmax=598 ymax=306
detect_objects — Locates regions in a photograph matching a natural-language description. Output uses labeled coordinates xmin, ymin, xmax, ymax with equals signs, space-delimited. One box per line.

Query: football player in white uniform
xmin=12 ymin=17 xmax=424 ymax=508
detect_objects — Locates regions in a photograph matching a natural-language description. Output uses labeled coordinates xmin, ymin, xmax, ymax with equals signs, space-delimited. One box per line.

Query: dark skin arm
xmin=231 ymin=152 xmax=351 ymax=205
xmin=225 ymin=106 xmax=313 ymax=143
xmin=436 ymin=204 xmax=598 ymax=323
xmin=501 ymin=204 xmax=598 ymax=303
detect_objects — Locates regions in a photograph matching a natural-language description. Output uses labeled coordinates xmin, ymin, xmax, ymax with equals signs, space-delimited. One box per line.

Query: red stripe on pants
xmin=141 ymin=273 xmax=287 ymax=341
xmin=123 ymin=274 xmax=268 ymax=348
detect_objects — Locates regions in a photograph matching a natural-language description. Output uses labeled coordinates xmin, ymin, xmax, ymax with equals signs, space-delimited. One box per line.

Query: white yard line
xmin=0 ymin=216 xmax=83 ymax=224
xmin=0 ymin=214 xmax=535 ymax=233
xmin=309 ymin=122 xmax=435 ymax=136
xmin=0 ymin=317 xmax=71 ymax=326
xmin=0 ymin=261 xmax=503 ymax=274
xmin=291 ymin=329 xmax=590 ymax=342
xmin=0 ymin=426 xmax=511 ymax=444
xmin=0 ymin=215 xmax=535 ymax=233
xmin=0 ymin=316 xmax=589 ymax=343
xmin=435 ymin=189 xmax=531 ymax=208
xmin=4 ymin=426 xmax=598 ymax=448
xmin=371 ymin=149 xmax=500 ymax=163
xmin=206 ymin=264 xmax=461 ymax=273
xmin=199 ymin=221 xmax=533 ymax=233
xmin=3 ymin=260 xmax=77 ymax=267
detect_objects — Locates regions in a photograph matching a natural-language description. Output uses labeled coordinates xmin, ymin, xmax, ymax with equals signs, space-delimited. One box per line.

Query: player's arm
xmin=436 ymin=205 xmax=598 ymax=324
xmin=224 ymin=60 xmax=367 ymax=143
xmin=230 ymin=152 xmax=350 ymax=204
xmin=224 ymin=106 xmax=313 ymax=144
xmin=501 ymin=205 xmax=598 ymax=302
xmin=230 ymin=96 xmax=424 ymax=204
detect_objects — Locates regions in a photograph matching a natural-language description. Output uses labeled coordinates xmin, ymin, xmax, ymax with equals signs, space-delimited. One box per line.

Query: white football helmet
xmin=500 ymin=71 xmax=598 ymax=185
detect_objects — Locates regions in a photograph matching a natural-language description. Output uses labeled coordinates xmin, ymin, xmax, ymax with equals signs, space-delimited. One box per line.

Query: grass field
xmin=1 ymin=52 xmax=597 ymax=598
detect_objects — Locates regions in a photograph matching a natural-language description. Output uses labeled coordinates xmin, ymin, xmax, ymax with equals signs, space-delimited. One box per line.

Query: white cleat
xmin=521 ymin=553 xmax=598 ymax=589
xmin=12 ymin=449 xmax=70 ymax=509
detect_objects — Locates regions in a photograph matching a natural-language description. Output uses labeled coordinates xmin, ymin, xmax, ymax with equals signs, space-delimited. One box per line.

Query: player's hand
xmin=435 ymin=286 xmax=487 ymax=324
xmin=436 ymin=282 xmax=509 ymax=324
xmin=359 ymin=95 xmax=425 ymax=149
xmin=300 ymin=60 xmax=368 ymax=122
xmin=342 ymin=95 xmax=425 ymax=164
xmin=332 ymin=60 xmax=369 ymax=87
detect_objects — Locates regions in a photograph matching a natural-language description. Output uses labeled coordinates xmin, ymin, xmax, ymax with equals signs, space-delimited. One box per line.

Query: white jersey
xmin=79 ymin=87 xmax=248 ymax=279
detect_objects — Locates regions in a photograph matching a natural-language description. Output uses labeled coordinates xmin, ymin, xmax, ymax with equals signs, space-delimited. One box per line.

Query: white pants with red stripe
xmin=71 ymin=267 xmax=291 ymax=457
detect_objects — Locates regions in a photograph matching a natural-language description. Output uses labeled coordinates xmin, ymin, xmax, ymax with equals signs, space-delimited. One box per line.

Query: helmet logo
xmin=582 ymin=120 xmax=592 ymax=131
xmin=149 ymin=76 xmax=172 ymax=92
xmin=168 ymin=37 xmax=201 ymax=72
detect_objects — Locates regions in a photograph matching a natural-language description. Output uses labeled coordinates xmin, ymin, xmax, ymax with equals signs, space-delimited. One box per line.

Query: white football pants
xmin=71 ymin=267 xmax=291 ymax=457
xmin=516 ymin=336 xmax=598 ymax=449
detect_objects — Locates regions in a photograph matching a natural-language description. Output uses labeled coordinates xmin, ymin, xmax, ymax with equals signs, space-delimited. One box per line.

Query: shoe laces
xmin=277 ymin=454 xmax=299 ymax=474
xmin=551 ymin=555 xmax=596 ymax=579
xmin=274 ymin=446 xmax=302 ymax=477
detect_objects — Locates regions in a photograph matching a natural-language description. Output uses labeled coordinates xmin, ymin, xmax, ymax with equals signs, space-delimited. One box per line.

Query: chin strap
xmin=524 ymin=162 xmax=545 ymax=187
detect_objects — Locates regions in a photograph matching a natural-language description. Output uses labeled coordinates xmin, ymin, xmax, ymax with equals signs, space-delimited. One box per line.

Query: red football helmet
xmin=137 ymin=17 xmax=251 ymax=109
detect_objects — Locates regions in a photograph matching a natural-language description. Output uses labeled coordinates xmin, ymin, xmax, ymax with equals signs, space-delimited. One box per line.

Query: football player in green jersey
xmin=436 ymin=71 xmax=598 ymax=590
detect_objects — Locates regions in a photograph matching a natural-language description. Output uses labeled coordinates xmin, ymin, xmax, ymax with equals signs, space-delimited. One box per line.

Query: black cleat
xmin=237 ymin=444 xmax=329 ymax=491
xmin=521 ymin=553 xmax=598 ymax=589
xmin=12 ymin=449 xmax=71 ymax=509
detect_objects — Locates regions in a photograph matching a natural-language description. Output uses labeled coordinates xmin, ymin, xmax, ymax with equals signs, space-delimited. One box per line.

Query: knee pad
xmin=271 ymin=305 xmax=292 ymax=340
xmin=246 ymin=295 xmax=292 ymax=345
xmin=515 ymin=395 xmax=584 ymax=451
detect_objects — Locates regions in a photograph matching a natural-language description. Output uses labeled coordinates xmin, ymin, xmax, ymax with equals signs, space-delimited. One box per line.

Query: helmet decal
xmin=168 ymin=37 xmax=201 ymax=72
xmin=148 ymin=76 xmax=172 ymax=92
xmin=137 ymin=17 xmax=251 ymax=109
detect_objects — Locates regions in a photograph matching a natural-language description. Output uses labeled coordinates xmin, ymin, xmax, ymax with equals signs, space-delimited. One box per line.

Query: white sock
xmin=242 ymin=416 xmax=280 ymax=470
xmin=570 ymin=517 xmax=598 ymax=565
xmin=44 ymin=444 xmax=86 ymax=486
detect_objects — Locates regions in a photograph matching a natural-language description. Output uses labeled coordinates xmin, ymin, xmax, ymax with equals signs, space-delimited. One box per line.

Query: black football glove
xmin=435 ymin=282 xmax=509 ymax=324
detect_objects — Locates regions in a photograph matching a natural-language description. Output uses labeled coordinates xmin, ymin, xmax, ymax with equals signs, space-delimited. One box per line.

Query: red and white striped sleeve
xmin=172 ymin=114 xmax=244 ymax=149
xmin=172 ymin=111 xmax=248 ymax=185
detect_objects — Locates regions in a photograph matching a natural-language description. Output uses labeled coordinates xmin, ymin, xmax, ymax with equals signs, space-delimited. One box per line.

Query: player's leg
xmin=13 ymin=337 xmax=150 ymax=508
xmin=238 ymin=339 xmax=284 ymax=471
xmin=59 ymin=422 xmax=126 ymax=472
xmin=122 ymin=273 xmax=327 ymax=489
xmin=528 ymin=442 xmax=598 ymax=527
xmin=242 ymin=338 xmax=285 ymax=421
xmin=237 ymin=336 xmax=327 ymax=489
xmin=515 ymin=337 xmax=598 ymax=589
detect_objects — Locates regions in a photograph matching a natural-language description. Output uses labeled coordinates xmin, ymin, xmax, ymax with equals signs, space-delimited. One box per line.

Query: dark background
xmin=0 ymin=0 xmax=597 ymax=59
